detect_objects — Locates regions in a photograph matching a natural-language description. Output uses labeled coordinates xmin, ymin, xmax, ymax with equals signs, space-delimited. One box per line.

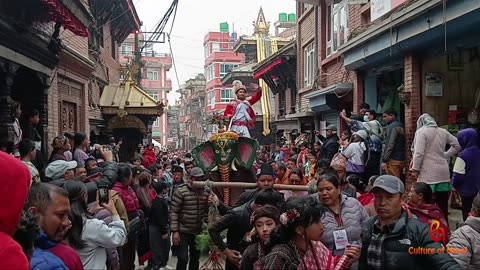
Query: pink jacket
xmin=411 ymin=127 xmax=460 ymax=184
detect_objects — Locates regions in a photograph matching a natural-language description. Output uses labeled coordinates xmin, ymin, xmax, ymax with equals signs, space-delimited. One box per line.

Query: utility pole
xmin=133 ymin=30 xmax=142 ymax=86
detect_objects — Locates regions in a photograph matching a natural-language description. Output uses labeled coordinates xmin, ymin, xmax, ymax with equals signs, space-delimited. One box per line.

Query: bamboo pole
xmin=192 ymin=181 xmax=311 ymax=191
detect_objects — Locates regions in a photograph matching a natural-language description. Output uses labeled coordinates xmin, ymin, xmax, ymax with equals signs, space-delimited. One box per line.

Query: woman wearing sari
xmin=256 ymin=197 xmax=360 ymax=270
xmin=405 ymin=182 xmax=451 ymax=245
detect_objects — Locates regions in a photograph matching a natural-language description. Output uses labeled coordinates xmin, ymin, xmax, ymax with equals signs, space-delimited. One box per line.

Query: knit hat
xmin=326 ymin=124 xmax=337 ymax=132
xmin=250 ymin=205 xmax=280 ymax=225
xmin=330 ymin=154 xmax=347 ymax=169
xmin=356 ymin=130 xmax=369 ymax=140
xmin=232 ymin=80 xmax=247 ymax=94
xmin=52 ymin=135 xmax=68 ymax=148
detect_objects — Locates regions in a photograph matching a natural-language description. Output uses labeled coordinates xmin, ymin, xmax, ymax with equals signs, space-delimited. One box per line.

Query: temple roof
xmin=100 ymin=75 xmax=164 ymax=116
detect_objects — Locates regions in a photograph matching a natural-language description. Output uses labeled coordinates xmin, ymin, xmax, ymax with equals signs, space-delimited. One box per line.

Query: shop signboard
xmin=371 ymin=0 xmax=407 ymax=22
xmin=425 ymin=73 xmax=443 ymax=97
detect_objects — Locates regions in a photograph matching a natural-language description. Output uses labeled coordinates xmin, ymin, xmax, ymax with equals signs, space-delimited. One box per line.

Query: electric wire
xmin=167 ymin=33 xmax=181 ymax=90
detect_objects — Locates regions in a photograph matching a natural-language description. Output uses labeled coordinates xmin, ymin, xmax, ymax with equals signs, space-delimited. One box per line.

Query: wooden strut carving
xmin=192 ymin=181 xmax=310 ymax=191
xmin=218 ymin=164 xmax=230 ymax=205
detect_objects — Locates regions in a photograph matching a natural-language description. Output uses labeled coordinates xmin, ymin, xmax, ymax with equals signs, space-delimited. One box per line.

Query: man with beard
xmin=26 ymin=183 xmax=83 ymax=270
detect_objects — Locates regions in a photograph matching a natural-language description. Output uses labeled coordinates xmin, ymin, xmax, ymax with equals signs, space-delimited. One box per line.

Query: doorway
xmin=113 ymin=128 xmax=143 ymax=162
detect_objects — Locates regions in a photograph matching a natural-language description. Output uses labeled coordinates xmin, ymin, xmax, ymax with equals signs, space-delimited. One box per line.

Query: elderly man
xmin=359 ymin=175 xmax=460 ymax=270
xmin=315 ymin=124 xmax=340 ymax=164
xmin=44 ymin=160 xmax=78 ymax=184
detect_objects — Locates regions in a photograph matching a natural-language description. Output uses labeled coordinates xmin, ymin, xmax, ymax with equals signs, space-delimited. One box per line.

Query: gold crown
xmin=209 ymin=131 xmax=239 ymax=142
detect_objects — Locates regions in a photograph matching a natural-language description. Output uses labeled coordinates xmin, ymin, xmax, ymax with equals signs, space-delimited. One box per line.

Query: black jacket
xmin=149 ymin=196 xmax=169 ymax=235
xmin=359 ymin=212 xmax=461 ymax=270
xmin=208 ymin=202 xmax=253 ymax=252
xmin=382 ymin=120 xmax=406 ymax=162
xmin=86 ymin=161 xmax=118 ymax=203
xmin=316 ymin=134 xmax=340 ymax=163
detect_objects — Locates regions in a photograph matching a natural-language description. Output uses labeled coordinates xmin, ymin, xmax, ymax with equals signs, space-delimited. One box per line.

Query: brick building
xmin=0 ymin=0 xmax=91 ymax=160
xmin=293 ymin=0 xmax=480 ymax=188
xmin=119 ymin=33 xmax=173 ymax=146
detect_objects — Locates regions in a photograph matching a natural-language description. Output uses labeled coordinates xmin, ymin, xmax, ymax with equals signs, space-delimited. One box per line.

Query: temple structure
xmin=223 ymin=7 xmax=294 ymax=143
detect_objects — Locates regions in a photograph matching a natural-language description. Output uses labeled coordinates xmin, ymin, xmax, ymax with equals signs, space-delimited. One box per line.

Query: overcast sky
xmin=134 ymin=0 xmax=296 ymax=102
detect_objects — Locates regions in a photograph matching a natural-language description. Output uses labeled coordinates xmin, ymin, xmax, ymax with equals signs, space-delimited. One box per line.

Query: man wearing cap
xmin=224 ymin=80 xmax=262 ymax=138
xmin=170 ymin=167 xmax=212 ymax=270
xmin=315 ymin=124 xmax=340 ymax=164
xmin=44 ymin=160 xmax=78 ymax=186
xmin=169 ymin=165 xmax=186 ymax=200
xmin=359 ymin=175 xmax=460 ymax=270
xmin=232 ymin=163 xmax=283 ymax=208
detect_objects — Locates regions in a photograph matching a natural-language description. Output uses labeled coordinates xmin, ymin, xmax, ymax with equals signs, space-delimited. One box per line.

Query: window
xmin=120 ymin=44 xmax=133 ymax=56
xmin=147 ymin=70 xmax=158 ymax=81
xmin=204 ymin=44 xmax=210 ymax=58
xmin=220 ymin=88 xmax=233 ymax=103
xmin=212 ymin=43 xmax=220 ymax=52
xmin=205 ymin=64 xmax=216 ymax=82
xmin=220 ymin=64 xmax=239 ymax=78
xmin=303 ymin=3 xmax=313 ymax=10
xmin=303 ymin=43 xmax=315 ymax=87
xmin=327 ymin=1 xmax=348 ymax=56
xmin=148 ymin=92 xmax=160 ymax=127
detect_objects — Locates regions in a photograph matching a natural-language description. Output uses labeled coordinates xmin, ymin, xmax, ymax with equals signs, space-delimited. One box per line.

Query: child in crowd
xmin=149 ymin=181 xmax=170 ymax=270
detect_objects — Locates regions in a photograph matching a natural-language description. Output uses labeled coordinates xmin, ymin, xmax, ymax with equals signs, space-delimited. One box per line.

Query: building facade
xmin=0 ymin=0 xmax=91 ymax=160
xmin=204 ymin=28 xmax=245 ymax=115
xmin=177 ymin=74 xmax=207 ymax=150
xmin=119 ymin=33 xmax=173 ymax=146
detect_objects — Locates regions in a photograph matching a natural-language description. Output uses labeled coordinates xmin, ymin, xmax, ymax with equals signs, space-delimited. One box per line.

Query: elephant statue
xmin=192 ymin=131 xmax=259 ymax=205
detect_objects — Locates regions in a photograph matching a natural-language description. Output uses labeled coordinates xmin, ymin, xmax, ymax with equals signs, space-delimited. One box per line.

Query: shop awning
xmin=40 ymin=0 xmax=91 ymax=37
xmin=100 ymin=75 xmax=165 ymax=116
xmin=305 ymin=83 xmax=353 ymax=113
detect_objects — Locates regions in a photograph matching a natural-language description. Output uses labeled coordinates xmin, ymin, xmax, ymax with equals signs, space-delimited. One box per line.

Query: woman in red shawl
xmin=255 ymin=197 xmax=360 ymax=270
xmin=405 ymin=181 xmax=451 ymax=244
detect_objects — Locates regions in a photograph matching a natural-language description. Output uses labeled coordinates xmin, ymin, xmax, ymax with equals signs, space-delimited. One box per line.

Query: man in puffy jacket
xmin=170 ymin=167 xmax=211 ymax=270
xmin=315 ymin=124 xmax=340 ymax=164
xmin=359 ymin=175 xmax=460 ymax=270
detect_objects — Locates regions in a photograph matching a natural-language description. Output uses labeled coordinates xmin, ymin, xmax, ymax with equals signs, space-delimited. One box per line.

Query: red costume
xmin=224 ymin=89 xmax=262 ymax=129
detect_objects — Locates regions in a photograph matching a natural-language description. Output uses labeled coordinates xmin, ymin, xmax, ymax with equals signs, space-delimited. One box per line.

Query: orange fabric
xmin=276 ymin=169 xmax=291 ymax=185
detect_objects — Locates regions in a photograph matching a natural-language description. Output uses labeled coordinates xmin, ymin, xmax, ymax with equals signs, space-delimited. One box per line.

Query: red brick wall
xmin=404 ymin=54 xmax=422 ymax=189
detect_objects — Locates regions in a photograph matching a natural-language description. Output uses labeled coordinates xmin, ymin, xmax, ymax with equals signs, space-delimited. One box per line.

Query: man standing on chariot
xmin=224 ymin=80 xmax=262 ymax=138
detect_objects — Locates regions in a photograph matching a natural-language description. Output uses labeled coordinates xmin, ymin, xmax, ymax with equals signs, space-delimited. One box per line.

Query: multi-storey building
xmin=118 ymin=33 xmax=173 ymax=146
xmin=293 ymin=0 xmax=480 ymax=189
xmin=204 ymin=26 xmax=245 ymax=116
xmin=0 ymin=0 xmax=140 ymax=160
xmin=177 ymin=74 xmax=207 ymax=150
xmin=166 ymin=103 xmax=179 ymax=149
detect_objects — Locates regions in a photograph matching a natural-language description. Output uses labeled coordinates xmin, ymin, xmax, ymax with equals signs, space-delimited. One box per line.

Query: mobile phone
xmin=98 ymin=186 xmax=110 ymax=205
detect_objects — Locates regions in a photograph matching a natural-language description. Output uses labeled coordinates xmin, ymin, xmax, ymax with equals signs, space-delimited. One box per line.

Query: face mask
xmin=363 ymin=115 xmax=369 ymax=122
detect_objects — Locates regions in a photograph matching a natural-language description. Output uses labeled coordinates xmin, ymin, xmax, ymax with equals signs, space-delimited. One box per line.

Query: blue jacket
xmin=451 ymin=128 xmax=480 ymax=198
xmin=30 ymin=234 xmax=68 ymax=270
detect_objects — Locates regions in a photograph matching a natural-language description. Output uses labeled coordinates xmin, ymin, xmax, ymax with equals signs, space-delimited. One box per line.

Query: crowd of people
xmin=0 ymin=102 xmax=480 ymax=270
